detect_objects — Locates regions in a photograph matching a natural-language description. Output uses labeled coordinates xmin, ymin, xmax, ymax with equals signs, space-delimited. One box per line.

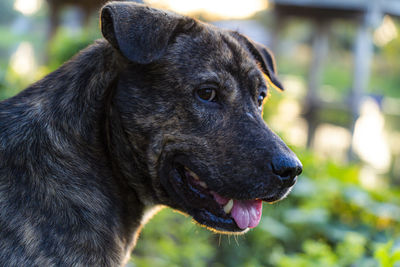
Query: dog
xmin=0 ymin=2 xmax=302 ymax=266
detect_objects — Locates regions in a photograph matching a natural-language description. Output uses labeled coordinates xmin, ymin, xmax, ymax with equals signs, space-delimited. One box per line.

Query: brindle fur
xmin=0 ymin=2 xmax=301 ymax=266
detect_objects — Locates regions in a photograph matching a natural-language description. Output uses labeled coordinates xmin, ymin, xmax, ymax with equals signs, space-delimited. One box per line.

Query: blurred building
xmin=267 ymin=0 xmax=400 ymax=181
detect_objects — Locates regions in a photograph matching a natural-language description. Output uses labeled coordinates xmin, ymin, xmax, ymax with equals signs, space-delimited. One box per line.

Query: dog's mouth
xmin=162 ymin=160 xmax=285 ymax=233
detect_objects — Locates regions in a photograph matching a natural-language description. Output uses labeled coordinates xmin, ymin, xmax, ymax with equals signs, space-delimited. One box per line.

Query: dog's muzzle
xmin=159 ymin=154 xmax=302 ymax=233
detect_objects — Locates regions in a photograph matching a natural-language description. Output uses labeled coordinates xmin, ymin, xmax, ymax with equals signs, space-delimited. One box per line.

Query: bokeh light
xmin=10 ymin=42 xmax=36 ymax=76
xmin=144 ymin=0 xmax=268 ymax=19
xmin=14 ymin=0 xmax=43 ymax=15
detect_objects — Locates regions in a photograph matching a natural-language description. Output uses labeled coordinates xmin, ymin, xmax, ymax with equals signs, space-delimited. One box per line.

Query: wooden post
xmin=304 ymin=20 xmax=329 ymax=148
xmin=348 ymin=15 xmax=374 ymax=157
xmin=269 ymin=11 xmax=286 ymax=55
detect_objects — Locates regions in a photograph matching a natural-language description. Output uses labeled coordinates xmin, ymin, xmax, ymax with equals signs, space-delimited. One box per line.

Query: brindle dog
xmin=0 ymin=2 xmax=302 ymax=266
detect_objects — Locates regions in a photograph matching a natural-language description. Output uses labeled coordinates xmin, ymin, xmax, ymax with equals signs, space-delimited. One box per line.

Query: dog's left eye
xmin=196 ymin=88 xmax=217 ymax=102
xmin=257 ymin=92 xmax=266 ymax=109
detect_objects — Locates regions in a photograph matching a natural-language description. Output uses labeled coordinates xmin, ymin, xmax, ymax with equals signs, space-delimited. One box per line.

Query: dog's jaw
xmin=158 ymin=158 xmax=244 ymax=233
xmin=186 ymin=167 xmax=264 ymax=230
xmin=210 ymin=191 xmax=263 ymax=230
xmin=157 ymin=157 xmax=296 ymax=234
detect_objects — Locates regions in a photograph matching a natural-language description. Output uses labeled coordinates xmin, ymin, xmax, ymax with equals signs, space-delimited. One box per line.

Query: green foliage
xmin=132 ymin=209 xmax=216 ymax=267
xmin=0 ymin=60 xmax=20 ymax=101
xmin=322 ymin=61 xmax=352 ymax=95
xmin=0 ymin=68 xmax=7 ymax=100
xmin=0 ymin=27 xmax=23 ymax=52
xmin=48 ymin=28 xmax=101 ymax=71
xmin=374 ymin=240 xmax=400 ymax=267
xmin=373 ymin=23 xmax=400 ymax=98
xmin=0 ymin=25 xmax=100 ymax=100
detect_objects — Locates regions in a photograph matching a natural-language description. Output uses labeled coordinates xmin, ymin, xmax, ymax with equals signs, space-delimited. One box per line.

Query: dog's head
xmin=101 ymin=2 xmax=302 ymax=233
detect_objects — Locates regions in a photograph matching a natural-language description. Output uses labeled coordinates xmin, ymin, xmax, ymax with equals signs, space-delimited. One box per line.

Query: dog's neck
xmin=3 ymin=40 xmax=152 ymax=265
xmin=37 ymin=39 xmax=121 ymax=147
xmin=51 ymin=40 xmax=155 ymax=258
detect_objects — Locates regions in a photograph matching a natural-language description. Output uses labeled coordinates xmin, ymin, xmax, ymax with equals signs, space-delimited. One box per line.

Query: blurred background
xmin=1 ymin=0 xmax=399 ymax=266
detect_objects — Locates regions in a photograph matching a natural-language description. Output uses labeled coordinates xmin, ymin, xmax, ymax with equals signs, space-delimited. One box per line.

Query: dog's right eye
xmin=196 ymin=88 xmax=217 ymax=102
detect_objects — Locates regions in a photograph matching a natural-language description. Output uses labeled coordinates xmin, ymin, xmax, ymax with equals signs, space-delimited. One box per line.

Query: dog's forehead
xmin=178 ymin=28 xmax=256 ymax=68
xmin=165 ymin=26 xmax=264 ymax=91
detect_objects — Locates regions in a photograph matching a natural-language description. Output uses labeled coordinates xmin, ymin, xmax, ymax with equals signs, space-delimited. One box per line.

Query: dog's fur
xmin=0 ymin=2 xmax=301 ymax=266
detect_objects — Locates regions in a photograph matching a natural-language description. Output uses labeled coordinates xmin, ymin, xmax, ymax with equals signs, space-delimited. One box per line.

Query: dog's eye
xmin=257 ymin=92 xmax=266 ymax=109
xmin=196 ymin=88 xmax=217 ymax=102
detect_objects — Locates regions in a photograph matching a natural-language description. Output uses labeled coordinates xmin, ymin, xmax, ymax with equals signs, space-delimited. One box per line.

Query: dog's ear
xmin=231 ymin=32 xmax=284 ymax=91
xmin=251 ymin=42 xmax=284 ymax=91
xmin=101 ymin=2 xmax=195 ymax=64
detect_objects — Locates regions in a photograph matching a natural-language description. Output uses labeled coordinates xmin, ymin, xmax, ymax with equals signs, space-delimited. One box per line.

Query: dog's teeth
xmin=198 ymin=181 xmax=208 ymax=188
xmin=192 ymin=173 xmax=200 ymax=180
xmin=189 ymin=170 xmax=200 ymax=180
xmin=223 ymin=199 xmax=234 ymax=214
xmin=185 ymin=167 xmax=200 ymax=180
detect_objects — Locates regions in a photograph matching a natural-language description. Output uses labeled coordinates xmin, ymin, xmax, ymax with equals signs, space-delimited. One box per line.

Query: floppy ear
xmin=255 ymin=42 xmax=285 ymax=91
xmin=101 ymin=2 xmax=195 ymax=64
xmin=231 ymin=32 xmax=284 ymax=91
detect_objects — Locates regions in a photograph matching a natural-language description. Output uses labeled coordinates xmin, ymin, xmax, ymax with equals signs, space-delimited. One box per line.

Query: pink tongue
xmin=211 ymin=192 xmax=263 ymax=230
xmin=231 ymin=199 xmax=263 ymax=229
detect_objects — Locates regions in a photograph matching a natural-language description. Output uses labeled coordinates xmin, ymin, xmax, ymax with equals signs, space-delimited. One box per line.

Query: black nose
xmin=271 ymin=155 xmax=302 ymax=187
